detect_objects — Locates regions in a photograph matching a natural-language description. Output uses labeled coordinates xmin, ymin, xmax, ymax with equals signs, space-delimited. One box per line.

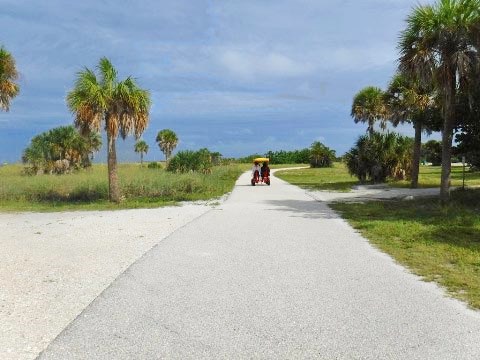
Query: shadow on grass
xmin=34 ymin=187 xmax=108 ymax=203
xmin=286 ymin=181 xmax=358 ymax=192
xmin=266 ymin=199 xmax=339 ymax=219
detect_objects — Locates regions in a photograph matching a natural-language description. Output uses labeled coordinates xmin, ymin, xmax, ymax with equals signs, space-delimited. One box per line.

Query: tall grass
xmin=0 ymin=163 xmax=244 ymax=211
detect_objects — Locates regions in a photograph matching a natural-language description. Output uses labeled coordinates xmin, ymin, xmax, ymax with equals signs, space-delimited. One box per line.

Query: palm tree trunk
xmin=440 ymin=73 xmax=455 ymax=204
xmin=140 ymin=153 xmax=143 ymax=166
xmin=107 ymin=131 xmax=121 ymax=203
xmin=411 ymin=121 xmax=422 ymax=188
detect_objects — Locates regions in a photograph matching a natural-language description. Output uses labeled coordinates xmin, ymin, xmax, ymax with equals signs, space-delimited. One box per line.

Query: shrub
xmin=22 ymin=126 xmax=101 ymax=175
xmin=422 ymin=140 xmax=442 ymax=166
xmin=166 ymin=148 xmax=215 ymax=173
xmin=147 ymin=162 xmax=162 ymax=169
xmin=344 ymin=132 xmax=413 ymax=183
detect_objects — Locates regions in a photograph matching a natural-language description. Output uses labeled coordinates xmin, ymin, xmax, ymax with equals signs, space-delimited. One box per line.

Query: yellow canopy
xmin=253 ymin=157 xmax=269 ymax=163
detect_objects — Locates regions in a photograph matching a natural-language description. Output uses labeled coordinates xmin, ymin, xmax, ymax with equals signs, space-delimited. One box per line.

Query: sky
xmin=0 ymin=0 xmax=436 ymax=163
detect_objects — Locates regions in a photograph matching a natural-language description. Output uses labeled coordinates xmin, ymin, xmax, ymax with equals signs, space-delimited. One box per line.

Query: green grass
xmin=331 ymin=190 xmax=480 ymax=309
xmin=276 ymin=163 xmax=480 ymax=192
xmin=0 ymin=163 xmax=244 ymax=212
xmin=275 ymin=162 xmax=357 ymax=191
xmin=389 ymin=165 xmax=480 ymax=188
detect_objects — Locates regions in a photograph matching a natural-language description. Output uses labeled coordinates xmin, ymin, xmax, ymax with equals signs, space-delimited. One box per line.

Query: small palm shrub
xmin=166 ymin=148 xmax=214 ymax=173
xmin=344 ymin=132 xmax=413 ymax=183
xmin=22 ymin=126 xmax=101 ymax=175
xmin=167 ymin=150 xmax=200 ymax=172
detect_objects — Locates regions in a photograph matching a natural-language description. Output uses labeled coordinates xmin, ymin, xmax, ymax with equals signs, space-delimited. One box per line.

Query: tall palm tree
xmin=67 ymin=57 xmax=151 ymax=203
xmin=156 ymin=129 xmax=178 ymax=161
xmin=385 ymin=73 xmax=442 ymax=188
xmin=351 ymin=86 xmax=389 ymax=135
xmin=134 ymin=140 xmax=149 ymax=165
xmin=398 ymin=0 xmax=480 ymax=202
xmin=0 ymin=46 xmax=20 ymax=111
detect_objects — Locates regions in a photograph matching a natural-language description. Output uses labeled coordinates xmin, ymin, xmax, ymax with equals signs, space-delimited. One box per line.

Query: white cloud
xmin=218 ymin=50 xmax=315 ymax=80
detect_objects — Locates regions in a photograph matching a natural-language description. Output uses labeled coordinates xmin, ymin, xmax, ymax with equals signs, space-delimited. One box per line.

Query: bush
xmin=422 ymin=140 xmax=442 ymax=166
xmin=166 ymin=148 xmax=215 ymax=173
xmin=344 ymin=132 xmax=413 ymax=183
xmin=22 ymin=126 xmax=101 ymax=175
xmin=147 ymin=162 xmax=162 ymax=169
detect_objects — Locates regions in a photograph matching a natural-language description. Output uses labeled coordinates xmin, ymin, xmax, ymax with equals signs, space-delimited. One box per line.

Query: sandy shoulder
xmin=0 ymin=202 xmax=215 ymax=360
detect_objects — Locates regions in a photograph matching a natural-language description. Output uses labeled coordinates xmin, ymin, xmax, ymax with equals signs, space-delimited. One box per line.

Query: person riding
xmin=252 ymin=161 xmax=261 ymax=178
xmin=261 ymin=162 xmax=270 ymax=178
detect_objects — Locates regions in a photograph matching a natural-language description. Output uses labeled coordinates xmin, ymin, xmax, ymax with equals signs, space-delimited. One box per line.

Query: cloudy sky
xmin=0 ymin=0 xmax=433 ymax=162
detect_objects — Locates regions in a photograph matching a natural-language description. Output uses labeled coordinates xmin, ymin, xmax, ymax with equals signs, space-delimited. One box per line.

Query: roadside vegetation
xmin=0 ymin=163 xmax=244 ymax=212
xmin=331 ymin=190 xmax=480 ymax=309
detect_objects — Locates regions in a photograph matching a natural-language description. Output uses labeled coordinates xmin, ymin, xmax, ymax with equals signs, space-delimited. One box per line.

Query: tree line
xmin=238 ymin=141 xmax=336 ymax=168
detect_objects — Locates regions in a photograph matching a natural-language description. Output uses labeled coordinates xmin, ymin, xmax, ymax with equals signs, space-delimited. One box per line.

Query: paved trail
xmin=39 ymin=171 xmax=480 ymax=359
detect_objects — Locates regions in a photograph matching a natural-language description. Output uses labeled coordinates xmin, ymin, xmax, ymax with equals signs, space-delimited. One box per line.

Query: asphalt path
xmin=39 ymin=170 xmax=480 ymax=359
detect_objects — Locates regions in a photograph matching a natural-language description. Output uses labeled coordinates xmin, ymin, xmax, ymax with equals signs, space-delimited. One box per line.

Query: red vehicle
xmin=251 ymin=158 xmax=270 ymax=186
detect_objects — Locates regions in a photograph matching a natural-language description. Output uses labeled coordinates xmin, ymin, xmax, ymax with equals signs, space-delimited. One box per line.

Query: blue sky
xmin=0 ymin=0 xmax=435 ymax=163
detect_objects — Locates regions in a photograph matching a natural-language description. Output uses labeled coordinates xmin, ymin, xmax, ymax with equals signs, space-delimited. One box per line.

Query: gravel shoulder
xmin=0 ymin=202 xmax=218 ymax=360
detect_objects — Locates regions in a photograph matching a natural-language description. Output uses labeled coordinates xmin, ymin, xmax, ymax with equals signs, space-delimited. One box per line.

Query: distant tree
xmin=264 ymin=149 xmax=310 ymax=164
xmin=82 ymin=131 xmax=102 ymax=167
xmin=0 ymin=46 xmax=20 ymax=111
xmin=210 ymin=151 xmax=222 ymax=165
xmin=309 ymin=141 xmax=335 ymax=168
xmin=156 ymin=129 xmax=178 ymax=161
xmin=351 ymin=86 xmax=389 ymax=135
xmin=134 ymin=140 xmax=149 ymax=165
xmin=236 ymin=154 xmax=264 ymax=163
xmin=422 ymin=140 xmax=442 ymax=166
xmin=67 ymin=57 xmax=151 ymax=202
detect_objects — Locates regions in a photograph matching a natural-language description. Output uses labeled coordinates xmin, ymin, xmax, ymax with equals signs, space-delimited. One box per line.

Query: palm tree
xmin=156 ymin=129 xmax=178 ymax=161
xmin=351 ymin=86 xmax=389 ymax=135
xmin=385 ymin=73 xmax=441 ymax=188
xmin=67 ymin=57 xmax=151 ymax=202
xmin=0 ymin=46 xmax=20 ymax=111
xmin=398 ymin=0 xmax=480 ymax=202
xmin=134 ymin=140 xmax=149 ymax=165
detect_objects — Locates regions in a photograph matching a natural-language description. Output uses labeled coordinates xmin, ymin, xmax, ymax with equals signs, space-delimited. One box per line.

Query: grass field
xmin=389 ymin=165 xmax=480 ymax=188
xmin=331 ymin=190 xmax=480 ymax=309
xmin=275 ymin=162 xmax=357 ymax=191
xmin=276 ymin=163 xmax=480 ymax=191
xmin=0 ymin=163 xmax=245 ymax=212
